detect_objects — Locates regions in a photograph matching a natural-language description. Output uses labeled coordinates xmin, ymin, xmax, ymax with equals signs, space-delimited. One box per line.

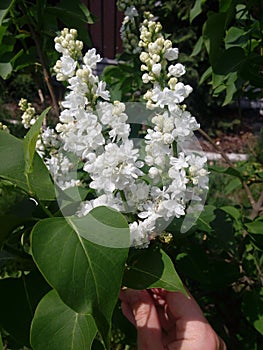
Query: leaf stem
xmin=38 ymin=201 xmax=54 ymax=218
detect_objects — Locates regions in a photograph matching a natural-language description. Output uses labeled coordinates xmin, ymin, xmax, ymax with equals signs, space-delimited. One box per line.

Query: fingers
xmin=120 ymin=289 xmax=164 ymax=350
xmin=165 ymin=292 xmax=225 ymax=350
xmin=166 ymin=291 xmax=208 ymax=322
xmin=120 ymin=289 xmax=227 ymax=350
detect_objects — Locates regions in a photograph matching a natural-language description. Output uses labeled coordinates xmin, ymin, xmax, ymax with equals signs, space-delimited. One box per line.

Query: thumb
xmin=121 ymin=289 xmax=164 ymax=350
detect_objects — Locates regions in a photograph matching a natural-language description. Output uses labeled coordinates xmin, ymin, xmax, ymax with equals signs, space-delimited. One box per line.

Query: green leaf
xmin=31 ymin=207 xmax=129 ymax=347
xmin=110 ymin=83 xmax=123 ymax=101
xmin=46 ymin=5 xmax=92 ymax=24
xmin=211 ymin=72 xmax=226 ymax=90
xmin=242 ymin=288 xmax=263 ymax=335
xmin=0 ymin=131 xmax=55 ymax=200
xmin=223 ymin=72 xmax=238 ymax=106
xmin=196 ymin=205 xmax=216 ymax=232
xmin=191 ymin=36 xmax=204 ymax=57
xmin=246 ymin=220 xmax=263 ymax=234
xmin=45 ymin=0 xmax=93 ymax=45
xmin=199 ymin=66 xmax=212 ymax=85
xmin=78 ymin=2 xmax=94 ymax=23
xmin=190 ymin=0 xmax=207 ymax=23
xmin=30 ymin=290 xmax=97 ymax=350
xmin=123 ymin=247 xmax=186 ymax=294
xmin=202 ymin=12 xmax=227 ymax=66
xmin=245 ymin=220 xmax=263 ymax=250
xmin=0 ymin=61 xmax=12 ymax=79
xmin=102 ymin=65 xmax=120 ymax=80
xmin=220 ymin=206 xmax=241 ymax=221
xmin=0 ymin=0 xmax=14 ymax=26
xmin=225 ymin=27 xmax=248 ymax=49
xmin=214 ymin=47 xmax=246 ymax=75
xmin=0 ymin=271 xmax=51 ymax=346
xmin=219 ymin=0 xmax=234 ymax=12
xmin=12 ymin=46 xmax=38 ymax=72
xmin=24 ymin=107 xmax=50 ymax=175
xmin=0 ymin=333 xmax=3 ymax=350
xmin=224 ymin=177 xmax=242 ymax=195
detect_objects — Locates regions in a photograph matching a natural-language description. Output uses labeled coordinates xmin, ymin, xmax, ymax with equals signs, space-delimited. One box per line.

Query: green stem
xmin=38 ymin=201 xmax=53 ymax=218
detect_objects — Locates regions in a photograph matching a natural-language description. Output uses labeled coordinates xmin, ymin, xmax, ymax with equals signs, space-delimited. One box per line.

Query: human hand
xmin=119 ymin=288 xmax=226 ymax=350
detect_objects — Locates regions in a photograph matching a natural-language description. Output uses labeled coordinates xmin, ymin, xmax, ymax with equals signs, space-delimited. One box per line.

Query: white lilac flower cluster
xmin=46 ymin=22 xmax=208 ymax=247
xmin=135 ymin=13 xmax=209 ymax=231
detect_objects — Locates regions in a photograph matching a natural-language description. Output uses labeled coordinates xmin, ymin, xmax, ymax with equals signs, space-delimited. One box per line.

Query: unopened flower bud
xmin=140 ymin=52 xmax=149 ymax=63
xmin=168 ymin=77 xmax=178 ymax=89
xmin=141 ymin=64 xmax=148 ymax=71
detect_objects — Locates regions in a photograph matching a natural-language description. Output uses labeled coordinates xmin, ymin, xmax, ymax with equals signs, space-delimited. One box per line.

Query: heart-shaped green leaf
xmin=30 ymin=290 xmax=97 ymax=350
xmin=31 ymin=207 xmax=129 ymax=347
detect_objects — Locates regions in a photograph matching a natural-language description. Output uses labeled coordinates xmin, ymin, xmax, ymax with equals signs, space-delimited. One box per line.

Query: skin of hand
xmin=119 ymin=288 xmax=226 ymax=350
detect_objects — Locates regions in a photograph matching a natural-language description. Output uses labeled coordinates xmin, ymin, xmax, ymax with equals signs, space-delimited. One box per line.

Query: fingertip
xmin=166 ymin=291 xmax=206 ymax=321
xmin=119 ymin=289 xmax=164 ymax=349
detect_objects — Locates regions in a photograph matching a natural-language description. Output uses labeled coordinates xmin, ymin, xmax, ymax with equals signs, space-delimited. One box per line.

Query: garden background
xmin=0 ymin=0 xmax=263 ymax=349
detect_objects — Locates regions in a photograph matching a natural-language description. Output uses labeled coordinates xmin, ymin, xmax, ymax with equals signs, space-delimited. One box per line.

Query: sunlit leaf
xmin=0 ymin=131 xmax=55 ymax=200
xmin=123 ymin=247 xmax=186 ymax=294
xmin=31 ymin=207 xmax=129 ymax=346
xmin=24 ymin=107 xmax=50 ymax=175
xmin=190 ymin=0 xmax=207 ymax=23
xmin=0 ymin=61 xmax=12 ymax=79
xmin=0 ymin=0 xmax=15 ymax=26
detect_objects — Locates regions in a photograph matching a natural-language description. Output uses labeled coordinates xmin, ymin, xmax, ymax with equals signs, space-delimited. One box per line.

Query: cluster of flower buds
xmin=139 ymin=12 xmax=192 ymax=111
xmin=18 ymin=98 xmax=38 ymax=129
xmin=117 ymin=1 xmax=162 ymax=55
xmin=0 ymin=122 xmax=9 ymax=133
xmin=54 ymin=28 xmax=83 ymax=59
xmin=119 ymin=6 xmax=140 ymax=54
xmin=53 ymin=28 xmax=83 ymax=81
